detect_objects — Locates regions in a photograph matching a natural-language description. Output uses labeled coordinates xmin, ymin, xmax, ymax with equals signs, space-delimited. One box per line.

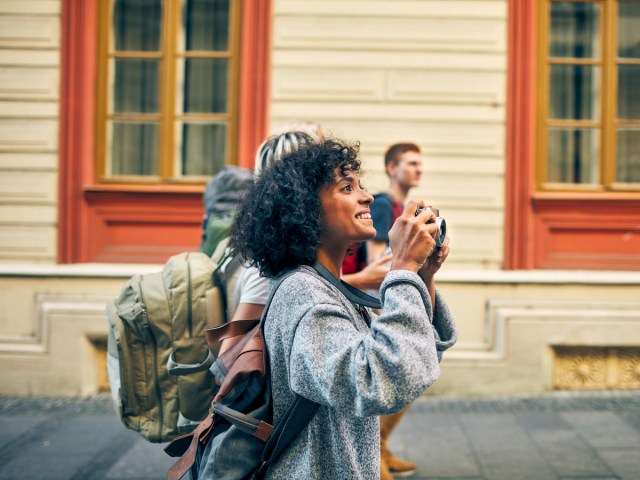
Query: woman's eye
xmin=340 ymin=184 xmax=352 ymax=192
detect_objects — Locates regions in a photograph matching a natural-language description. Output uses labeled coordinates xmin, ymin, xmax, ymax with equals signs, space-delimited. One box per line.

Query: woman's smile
xmin=355 ymin=211 xmax=372 ymax=221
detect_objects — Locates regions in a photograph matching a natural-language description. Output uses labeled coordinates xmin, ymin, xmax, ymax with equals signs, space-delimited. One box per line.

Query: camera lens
xmin=415 ymin=207 xmax=446 ymax=251
xmin=434 ymin=217 xmax=446 ymax=251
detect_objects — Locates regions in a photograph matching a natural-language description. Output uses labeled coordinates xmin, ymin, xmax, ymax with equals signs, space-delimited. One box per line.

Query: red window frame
xmin=505 ymin=0 xmax=640 ymax=271
xmin=58 ymin=0 xmax=272 ymax=263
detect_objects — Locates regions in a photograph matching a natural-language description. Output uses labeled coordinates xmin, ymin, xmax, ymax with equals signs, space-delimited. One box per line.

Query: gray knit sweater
xmin=264 ymin=266 xmax=457 ymax=479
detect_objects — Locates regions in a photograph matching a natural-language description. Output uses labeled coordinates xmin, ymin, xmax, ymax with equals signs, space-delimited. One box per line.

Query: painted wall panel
xmin=0 ymin=67 xmax=59 ymax=100
xmin=274 ymin=68 xmax=506 ymax=105
xmin=0 ymin=50 xmax=59 ymax=67
xmin=0 ymin=119 xmax=58 ymax=151
xmin=275 ymin=1 xmax=506 ymax=19
xmin=271 ymin=102 xmax=504 ymax=123
xmin=0 ymin=100 xmax=58 ymax=117
xmin=274 ymin=50 xmax=505 ymax=71
xmin=274 ymin=16 xmax=505 ymax=52
xmin=0 ymin=153 xmax=57 ymax=170
xmin=0 ymin=1 xmax=60 ymax=15
xmin=422 ymin=175 xmax=504 ymax=207
xmin=387 ymin=70 xmax=506 ymax=104
xmin=0 ymin=226 xmax=56 ymax=260
xmin=272 ymin=68 xmax=385 ymax=101
xmin=273 ymin=120 xmax=505 ymax=158
xmin=0 ymin=15 xmax=60 ymax=48
xmin=0 ymin=204 xmax=57 ymax=224
xmin=271 ymin=0 xmax=507 ymax=270
xmin=0 ymin=171 xmax=57 ymax=203
xmin=0 ymin=8 xmax=60 ymax=264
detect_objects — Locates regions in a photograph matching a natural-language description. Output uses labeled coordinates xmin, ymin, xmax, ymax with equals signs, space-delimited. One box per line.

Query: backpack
xmin=200 ymin=211 xmax=234 ymax=257
xmin=200 ymin=166 xmax=254 ymax=256
xmin=164 ymin=263 xmax=382 ymax=480
xmin=106 ymin=244 xmax=235 ymax=443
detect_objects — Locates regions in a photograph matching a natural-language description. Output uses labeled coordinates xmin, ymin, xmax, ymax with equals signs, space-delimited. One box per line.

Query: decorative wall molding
xmin=2 ymin=263 xmax=640 ymax=283
xmin=553 ymin=346 xmax=640 ymax=389
xmin=449 ymin=299 xmax=640 ymax=360
xmin=0 ymin=294 xmax=110 ymax=354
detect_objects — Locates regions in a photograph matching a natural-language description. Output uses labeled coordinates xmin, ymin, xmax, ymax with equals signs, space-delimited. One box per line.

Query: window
xmin=95 ymin=0 xmax=240 ymax=183
xmin=59 ymin=0 xmax=270 ymax=263
xmin=505 ymin=0 xmax=640 ymax=270
xmin=539 ymin=0 xmax=640 ymax=191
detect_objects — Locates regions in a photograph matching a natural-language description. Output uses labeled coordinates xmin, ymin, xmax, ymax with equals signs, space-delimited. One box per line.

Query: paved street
xmin=0 ymin=390 xmax=638 ymax=480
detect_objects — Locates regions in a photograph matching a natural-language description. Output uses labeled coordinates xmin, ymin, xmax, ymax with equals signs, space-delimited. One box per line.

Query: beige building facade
xmin=0 ymin=0 xmax=639 ymax=397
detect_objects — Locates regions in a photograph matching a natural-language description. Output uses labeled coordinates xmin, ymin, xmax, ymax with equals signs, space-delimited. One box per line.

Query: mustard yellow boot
xmin=380 ymin=455 xmax=394 ymax=480
xmin=380 ymin=407 xmax=417 ymax=477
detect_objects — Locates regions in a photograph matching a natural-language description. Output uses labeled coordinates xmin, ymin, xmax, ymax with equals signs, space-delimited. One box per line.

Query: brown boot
xmin=380 ymin=407 xmax=417 ymax=477
xmin=381 ymin=444 xmax=417 ymax=477
xmin=380 ymin=455 xmax=394 ymax=480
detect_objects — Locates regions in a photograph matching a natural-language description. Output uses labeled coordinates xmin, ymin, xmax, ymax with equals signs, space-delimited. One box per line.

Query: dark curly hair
xmin=229 ymin=137 xmax=361 ymax=278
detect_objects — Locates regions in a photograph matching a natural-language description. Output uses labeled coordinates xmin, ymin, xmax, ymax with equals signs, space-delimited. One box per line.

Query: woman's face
xmin=318 ymin=168 xmax=376 ymax=247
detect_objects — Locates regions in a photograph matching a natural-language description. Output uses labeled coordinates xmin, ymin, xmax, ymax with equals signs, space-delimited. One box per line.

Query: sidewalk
xmin=0 ymin=390 xmax=638 ymax=480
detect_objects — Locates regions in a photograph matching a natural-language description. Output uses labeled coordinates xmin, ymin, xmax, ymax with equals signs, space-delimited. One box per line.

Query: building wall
xmin=0 ymin=1 xmax=60 ymax=263
xmin=0 ymin=1 xmax=638 ymax=399
xmin=270 ymin=0 xmax=507 ymax=270
xmin=1 ymin=266 xmax=639 ymax=397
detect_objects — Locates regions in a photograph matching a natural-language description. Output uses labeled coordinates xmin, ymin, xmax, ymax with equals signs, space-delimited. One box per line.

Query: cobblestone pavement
xmin=0 ymin=390 xmax=638 ymax=480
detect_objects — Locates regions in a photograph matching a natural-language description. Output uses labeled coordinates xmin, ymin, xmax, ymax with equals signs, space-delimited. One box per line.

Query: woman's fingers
xmin=389 ymin=200 xmax=438 ymax=272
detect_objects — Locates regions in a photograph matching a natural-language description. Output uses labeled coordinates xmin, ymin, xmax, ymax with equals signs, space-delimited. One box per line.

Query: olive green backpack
xmin=106 ymin=242 xmax=238 ymax=443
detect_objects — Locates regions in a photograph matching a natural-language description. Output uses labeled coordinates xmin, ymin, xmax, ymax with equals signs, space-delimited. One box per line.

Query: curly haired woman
xmin=229 ymin=137 xmax=457 ymax=479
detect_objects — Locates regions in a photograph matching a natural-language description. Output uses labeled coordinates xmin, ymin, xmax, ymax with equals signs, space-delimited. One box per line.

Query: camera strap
xmin=312 ymin=262 xmax=382 ymax=309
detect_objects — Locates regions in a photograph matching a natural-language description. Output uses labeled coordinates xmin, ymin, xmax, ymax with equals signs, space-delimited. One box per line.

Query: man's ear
xmin=386 ymin=162 xmax=397 ymax=178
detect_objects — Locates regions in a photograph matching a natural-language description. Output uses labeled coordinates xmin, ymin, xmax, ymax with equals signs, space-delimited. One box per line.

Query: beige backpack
xmin=106 ymin=243 xmax=237 ymax=442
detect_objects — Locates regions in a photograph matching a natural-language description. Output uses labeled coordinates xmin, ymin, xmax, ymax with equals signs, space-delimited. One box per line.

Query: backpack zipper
xmin=187 ymin=255 xmax=193 ymax=338
xmin=138 ymin=278 xmax=164 ymax=440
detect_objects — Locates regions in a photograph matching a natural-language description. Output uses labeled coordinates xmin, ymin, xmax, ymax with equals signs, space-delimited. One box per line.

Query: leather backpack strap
xmin=251 ymin=269 xmax=321 ymax=478
xmin=205 ymin=318 xmax=259 ymax=345
xmin=166 ymin=414 xmax=214 ymax=480
xmin=167 ymin=269 xmax=322 ymax=480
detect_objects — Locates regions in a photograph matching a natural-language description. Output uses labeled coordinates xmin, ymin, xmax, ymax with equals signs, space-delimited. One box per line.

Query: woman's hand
xmin=388 ymin=200 xmax=437 ymax=273
xmin=419 ymin=235 xmax=450 ymax=283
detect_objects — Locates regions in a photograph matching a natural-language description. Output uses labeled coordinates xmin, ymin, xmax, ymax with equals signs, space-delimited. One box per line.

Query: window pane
xmin=617 ymin=129 xmax=640 ymax=182
xmin=112 ymin=59 xmax=160 ymax=113
xmin=618 ymin=65 xmax=640 ymax=120
xmin=182 ymin=59 xmax=228 ymax=113
xmin=110 ymin=122 xmax=159 ymax=175
xmin=619 ymin=1 xmax=640 ymax=58
xmin=548 ymin=128 xmax=599 ymax=184
xmin=550 ymin=2 xmax=600 ymax=58
xmin=113 ymin=0 xmax=163 ymax=51
xmin=549 ymin=64 xmax=599 ymax=119
xmin=183 ymin=0 xmax=230 ymax=51
xmin=179 ymin=123 xmax=226 ymax=175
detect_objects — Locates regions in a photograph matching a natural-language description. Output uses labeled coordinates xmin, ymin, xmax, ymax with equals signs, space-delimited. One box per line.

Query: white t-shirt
xmin=219 ymin=251 xmax=270 ymax=321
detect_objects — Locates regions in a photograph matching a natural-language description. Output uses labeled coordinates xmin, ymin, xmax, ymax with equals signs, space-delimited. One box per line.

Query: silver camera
xmin=415 ymin=206 xmax=447 ymax=251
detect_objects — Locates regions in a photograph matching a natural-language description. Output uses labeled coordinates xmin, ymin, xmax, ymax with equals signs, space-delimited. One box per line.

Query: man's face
xmin=388 ymin=150 xmax=422 ymax=189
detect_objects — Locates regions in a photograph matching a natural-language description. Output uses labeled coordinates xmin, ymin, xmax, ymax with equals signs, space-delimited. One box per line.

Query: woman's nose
xmin=361 ymin=190 xmax=374 ymax=204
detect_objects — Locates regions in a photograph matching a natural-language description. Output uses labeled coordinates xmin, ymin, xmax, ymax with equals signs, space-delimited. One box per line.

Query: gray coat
xmin=264 ymin=266 xmax=457 ymax=479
